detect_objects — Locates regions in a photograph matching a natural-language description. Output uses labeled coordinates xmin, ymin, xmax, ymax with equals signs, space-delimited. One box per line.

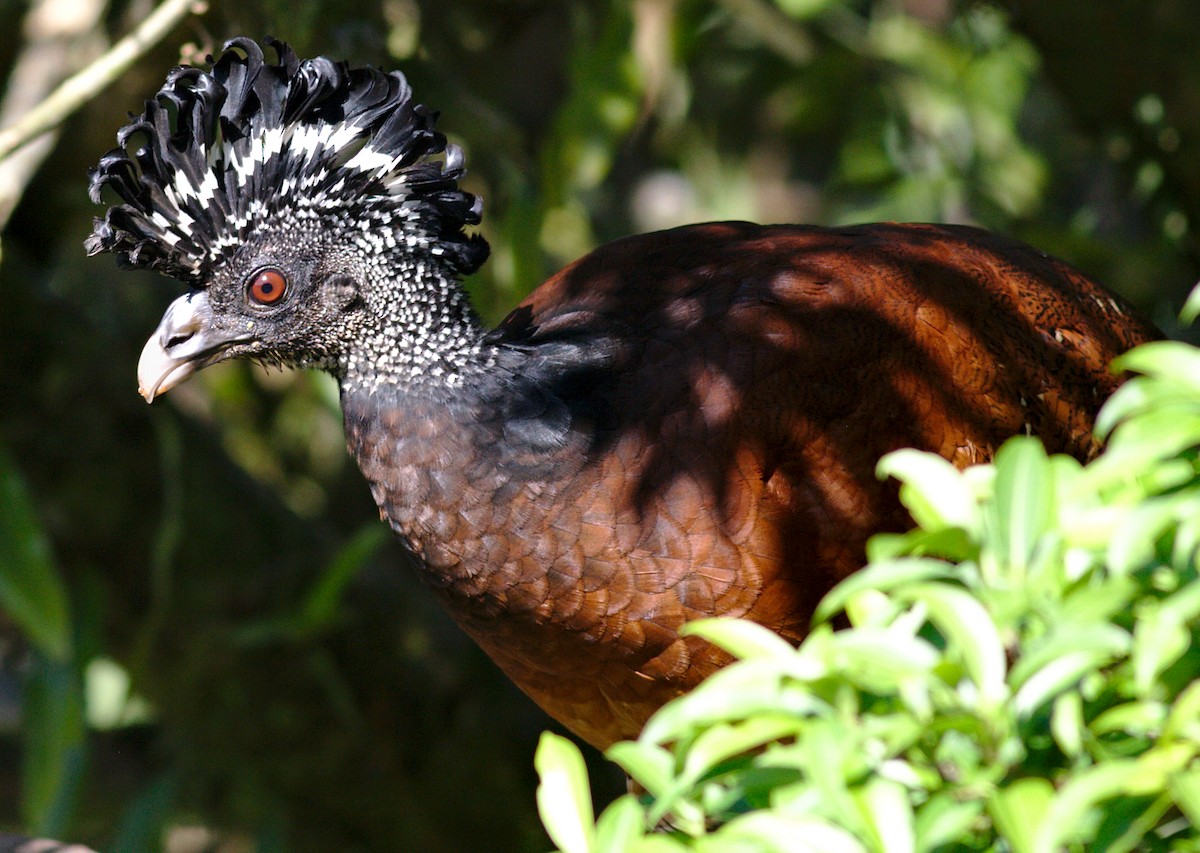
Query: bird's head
xmin=86 ymin=37 xmax=489 ymax=401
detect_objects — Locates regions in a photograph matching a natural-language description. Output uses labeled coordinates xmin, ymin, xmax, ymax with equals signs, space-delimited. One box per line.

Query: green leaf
xmin=1155 ymin=576 xmax=1200 ymax=625
xmin=1111 ymin=341 xmax=1200 ymax=397
xmin=1093 ymin=409 xmax=1200 ymax=485
xmin=989 ymin=778 xmax=1054 ymax=853
xmin=1060 ymin=573 xmax=1139 ymax=624
xmin=1170 ymin=765 xmax=1200 ymax=829
xmin=639 ymin=657 xmax=829 ymax=744
xmin=1108 ymin=495 xmax=1190 ymax=574
xmin=986 ymin=437 xmax=1054 ymax=579
xmin=1163 ymin=680 xmax=1200 ymax=741
xmin=1123 ymin=742 xmax=1196 ymax=795
xmin=628 ymin=839 xmax=688 ymax=853
xmin=842 ymin=586 xmax=901 ymax=629
xmin=708 ymin=765 xmax=806 ymax=817
xmin=1014 ymin=649 xmax=1122 ymax=717
xmin=682 ymin=716 xmax=802 ymax=785
xmin=1009 ymin=623 xmax=1131 ymax=699
xmin=0 ymin=447 xmax=71 ymax=661
xmin=593 ymin=795 xmax=647 ymax=852
xmin=1181 ymin=283 xmax=1200 ymax=326
xmin=1090 ymin=700 xmax=1167 ymax=739
xmin=896 ymin=582 xmax=1008 ymax=706
xmin=85 ymin=657 xmax=153 ymax=730
xmin=1093 ymin=377 xmax=1157 ymax=440
xmin=606 ymin=741 xmax=676 ymax=800
xmin=853 ymin=777 xmax=914 ymax=853
xmin=1051 ymin=691 xmax=1085 ymax=759
xmin=866 ymin=527 xmax=975 ymax=563
xmin=682 ymin=617 xmax=796 ymax=659
xmin=21 ymin=657 xmax=86 ymax=836
xmin=715 ymin=812 xmax=868 ymax=852
xmin=827 ymin=628 xmax=939 ymax=695
xmin=813 ymin=558 xmax=956 ymax=625
xmin=1132 ymin=589 xmax=1198 ymax=695
xmin=535 ymin=732 xmax=595 ymax=853
xmin=1032 ymin=761 xmax=1137 ymax=852
xmin=914 ymin=795 xmax=983 ymax=851
xmin=1171 ymin=507 xmax=1200 ymax=569
xmin=877 ymin=449 xmax=979 ymax=533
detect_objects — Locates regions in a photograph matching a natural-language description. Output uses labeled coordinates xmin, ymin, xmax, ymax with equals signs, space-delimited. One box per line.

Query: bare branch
xmin=0 ymin=0 xmax=204 ymax=165
xmin=0 ymin=0 xmax=107 ymax=229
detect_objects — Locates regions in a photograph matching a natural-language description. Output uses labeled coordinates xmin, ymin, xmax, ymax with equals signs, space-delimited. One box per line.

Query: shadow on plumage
xmin=87 ymin=37 xmax=1160 ymax=751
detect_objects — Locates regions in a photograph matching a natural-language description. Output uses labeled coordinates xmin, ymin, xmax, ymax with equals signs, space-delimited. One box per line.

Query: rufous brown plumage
xmin=88 ymin=40 xmax=1159 ymax=750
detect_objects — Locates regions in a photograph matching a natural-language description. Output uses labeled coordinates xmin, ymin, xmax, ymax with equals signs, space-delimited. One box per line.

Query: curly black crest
xmin=86 ymin=37 xmax=488 ymax=282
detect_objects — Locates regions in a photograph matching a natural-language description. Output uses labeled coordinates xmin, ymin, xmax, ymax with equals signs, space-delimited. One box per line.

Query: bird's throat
xmin=335 ymin=268 xmax=493 ymax=393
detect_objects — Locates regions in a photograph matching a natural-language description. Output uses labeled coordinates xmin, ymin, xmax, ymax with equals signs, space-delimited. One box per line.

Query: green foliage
xmin=2 ymin=0 xmax=1196 ymax=847
xmin=0 ymin=448 xmax=71 ymax=662
xmin=0 ymin=449 xmax=86 ymax=836
xmin=831 ymin=3 xmax=1046 ymax=224
xmin=536 ymin=290 xmax=1200 ymax=850
xmin=21 ymin=659 xmax=86 ymax=837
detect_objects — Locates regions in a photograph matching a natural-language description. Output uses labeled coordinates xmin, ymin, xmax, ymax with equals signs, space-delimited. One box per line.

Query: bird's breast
xmin=338 ymin=382 xmax=810 ymax=747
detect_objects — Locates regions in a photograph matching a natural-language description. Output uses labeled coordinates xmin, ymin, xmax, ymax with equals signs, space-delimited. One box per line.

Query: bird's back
xmin=343 ymin=221 xmax=1157 ymax=749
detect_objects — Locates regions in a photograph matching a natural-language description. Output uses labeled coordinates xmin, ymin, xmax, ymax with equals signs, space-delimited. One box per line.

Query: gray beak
xmin=137 ymin=291 xmax=247 ymax=402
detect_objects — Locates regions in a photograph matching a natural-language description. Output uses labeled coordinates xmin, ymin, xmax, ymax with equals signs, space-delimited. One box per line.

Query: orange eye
xmin=248 ymin=268 xmax=288 ymax=305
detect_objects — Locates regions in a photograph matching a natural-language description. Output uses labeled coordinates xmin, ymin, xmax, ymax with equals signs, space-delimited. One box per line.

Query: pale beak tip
xmin=137 ymin=291 xmax=244 ymax=403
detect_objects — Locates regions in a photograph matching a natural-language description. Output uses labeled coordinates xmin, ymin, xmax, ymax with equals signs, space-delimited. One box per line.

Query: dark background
xmin=1 ymin=0 xmax=1198 ymax=850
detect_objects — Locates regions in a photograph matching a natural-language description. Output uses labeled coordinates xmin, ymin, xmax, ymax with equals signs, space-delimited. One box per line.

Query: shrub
xmin=535 ymin=288 xmax=1200 ymax=852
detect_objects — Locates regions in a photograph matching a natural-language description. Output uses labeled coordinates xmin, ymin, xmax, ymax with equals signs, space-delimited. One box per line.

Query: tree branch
xmin=0 ymin=0 xmax=204 ymax=165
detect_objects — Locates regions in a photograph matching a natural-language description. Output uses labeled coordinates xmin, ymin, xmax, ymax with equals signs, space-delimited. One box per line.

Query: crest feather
xmin=86 ymin=37 xmax=487 ymax=281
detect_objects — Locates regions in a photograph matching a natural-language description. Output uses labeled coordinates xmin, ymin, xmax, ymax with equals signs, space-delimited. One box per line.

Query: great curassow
xmin=87 ymin=38 xmax=1159 ymax=751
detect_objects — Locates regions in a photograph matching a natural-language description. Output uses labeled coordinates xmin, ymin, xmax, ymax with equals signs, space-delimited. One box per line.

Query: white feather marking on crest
xmin=343 ymin=145 xmax=398 ymax=174
xmin=172 ymin=171 xmax=200 ymax=201
xmin=195 ymin=170 xmax=221 ymax=206
xmin=175 ymin=209 xmax=195 ymax=234
xmin=323 ymin=122 xmax=363 ymax=152
xmin=231 ymin=147 xmax=255 ymax=186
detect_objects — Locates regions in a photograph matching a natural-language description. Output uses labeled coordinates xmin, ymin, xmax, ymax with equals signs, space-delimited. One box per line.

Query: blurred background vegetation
xmin=0 ymin=0 xmax=1198 ymax=850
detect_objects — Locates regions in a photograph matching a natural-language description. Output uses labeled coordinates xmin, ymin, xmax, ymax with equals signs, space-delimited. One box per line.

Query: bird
xmin=87 ymin=38 xmax=1159 ymax=751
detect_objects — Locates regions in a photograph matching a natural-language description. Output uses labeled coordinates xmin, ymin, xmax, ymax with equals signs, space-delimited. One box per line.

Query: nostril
xmin=166 ymin=331 xmax=194 ymax=349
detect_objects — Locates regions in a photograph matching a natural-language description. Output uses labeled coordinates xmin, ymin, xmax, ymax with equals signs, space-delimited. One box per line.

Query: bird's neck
xmin=333 ymin=260 xmax=519 ymax=579
xmin=335 ymin=263 xmax=494 ymax=393
xmin=337 ymin=334 xmax=592 ymax=591
xmin=338 ymin=371 xmax=538 ymax=589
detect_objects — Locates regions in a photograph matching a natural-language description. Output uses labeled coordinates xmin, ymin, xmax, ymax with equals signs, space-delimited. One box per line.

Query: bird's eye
xmin=248 ymin=268 xmax=288 ymax=306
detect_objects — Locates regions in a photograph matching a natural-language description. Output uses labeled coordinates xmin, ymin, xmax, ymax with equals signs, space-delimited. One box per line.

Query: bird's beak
xmin=137 ymin=291 xmax=247 ymax=403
